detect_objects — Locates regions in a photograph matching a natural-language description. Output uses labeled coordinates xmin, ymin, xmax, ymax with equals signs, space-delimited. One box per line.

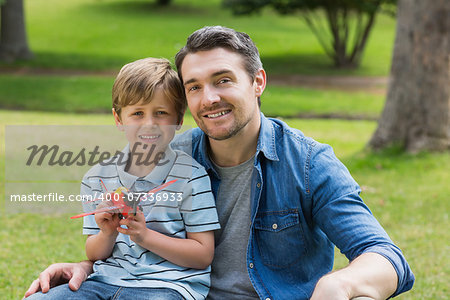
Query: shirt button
xmin=265 ymin=298 xmax=271 ymax=300
xmin=256 ymin=183 xmax=261 ymax=188
xmin=249 ymin=263 xmax=254 ymax=269
xmin=272 ymin=223 xmax=278 ymax=230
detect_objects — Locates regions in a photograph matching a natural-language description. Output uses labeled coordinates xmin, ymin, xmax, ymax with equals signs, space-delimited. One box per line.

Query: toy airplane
xmin=70 ymin=179 xmax=177 ymax=219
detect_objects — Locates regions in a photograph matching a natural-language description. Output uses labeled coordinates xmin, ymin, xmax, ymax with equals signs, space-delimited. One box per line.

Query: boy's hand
xmin=94 ymin=200 xmax=121 ymax=236
xmin=117 ymin=211 xmax=148 ymax=245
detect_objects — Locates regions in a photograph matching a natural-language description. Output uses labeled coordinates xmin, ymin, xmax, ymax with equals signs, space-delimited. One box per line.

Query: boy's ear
xmin=176 ymin=117 xmax=184 ymax=131
xmin=112 ymin=108 xmax=124 ymax=131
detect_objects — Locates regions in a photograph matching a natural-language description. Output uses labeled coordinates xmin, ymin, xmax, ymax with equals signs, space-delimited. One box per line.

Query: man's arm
xmin=311 ymin=252 xmax=398 ymax=300
xmin=24 ymin=260 xmax=93 ymax=298
xmin=308 ymin=144 xmax=414 ymax=298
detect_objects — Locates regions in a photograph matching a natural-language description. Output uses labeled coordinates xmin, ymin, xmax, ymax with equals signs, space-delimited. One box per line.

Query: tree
xmin=369 ymin=0 xmax=449 ymax=152
xmin=225 ymin=0 xmax=396 ymax=69
xmin=0 ymin=0 xmax=33 ymax=62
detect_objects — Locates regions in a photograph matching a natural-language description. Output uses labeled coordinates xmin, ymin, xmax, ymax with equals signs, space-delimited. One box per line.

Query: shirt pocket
xmin=253 ymin=209 xmax=306 ymax=268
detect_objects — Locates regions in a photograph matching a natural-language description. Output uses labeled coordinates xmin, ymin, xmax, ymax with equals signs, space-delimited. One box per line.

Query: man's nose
xmin=202 ymin=85 xmax=220 ymax=106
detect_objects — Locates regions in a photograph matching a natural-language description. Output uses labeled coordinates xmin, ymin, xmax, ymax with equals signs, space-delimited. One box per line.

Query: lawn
xmin=2 ymin=0 xmax=397 ymax=76
xmin=1 ymin=110 xmax=449 ymax=299
xmin=1 ymin=1 xmax=448 ymax=298
xmin=0 ymin=74 xmax=385 ymax=118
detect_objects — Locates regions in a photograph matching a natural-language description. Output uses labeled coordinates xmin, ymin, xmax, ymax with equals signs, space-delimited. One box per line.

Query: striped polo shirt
xmin=81 ymin=145 xmax=220 ymax=300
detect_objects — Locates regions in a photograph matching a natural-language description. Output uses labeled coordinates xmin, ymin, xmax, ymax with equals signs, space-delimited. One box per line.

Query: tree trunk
xmin=0 ymin=0 xmax=33 ymax=62
xmin=369 ymin=0 xmax=450 ymax=152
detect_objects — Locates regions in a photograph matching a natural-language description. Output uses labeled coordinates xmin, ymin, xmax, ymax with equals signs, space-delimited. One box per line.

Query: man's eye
xmin=188 ymin=86 xmax=199 ymax=92
xmin=218 ymin=78 xmax=231 ymax=84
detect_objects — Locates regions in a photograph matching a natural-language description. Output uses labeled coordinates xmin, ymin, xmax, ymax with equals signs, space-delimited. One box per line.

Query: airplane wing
xmin=70 ymin=204 xmax=126 ymax=219
xmin=146 ymin=179 xmax=177 ymax=195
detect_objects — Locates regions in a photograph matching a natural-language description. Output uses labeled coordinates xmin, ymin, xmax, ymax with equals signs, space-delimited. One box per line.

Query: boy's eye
xmin=156 ymin=111 xmax=167 ymax=115
xmin=132 ymin=111 xmax=144 ymax=116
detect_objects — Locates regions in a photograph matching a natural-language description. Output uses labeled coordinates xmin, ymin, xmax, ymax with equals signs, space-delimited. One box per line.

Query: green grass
xmin=263 ymin=86 xmax=383 ymax=118
xmin=0 ymin=75 xmax=114 ymax=113
xmin=1 ymin=110 xmax=449 ymax=299
xmin=0 ymin=0 xmax=396 ymax=76
xmin=0 ymin=74 xmax=385 ymax=118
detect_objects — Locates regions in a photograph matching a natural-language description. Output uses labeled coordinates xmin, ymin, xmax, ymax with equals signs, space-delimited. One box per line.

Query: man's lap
xmin=26 ymin=279 xmax=184 ymax=300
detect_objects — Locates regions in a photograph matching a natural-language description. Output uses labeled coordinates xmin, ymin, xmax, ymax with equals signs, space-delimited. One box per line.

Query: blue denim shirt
xmin=172 ymin=113 xmax=414 ymax=299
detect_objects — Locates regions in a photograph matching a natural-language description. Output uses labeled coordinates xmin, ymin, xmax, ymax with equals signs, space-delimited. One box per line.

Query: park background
xmin=0 ymin=0 xmax=448 ymax=298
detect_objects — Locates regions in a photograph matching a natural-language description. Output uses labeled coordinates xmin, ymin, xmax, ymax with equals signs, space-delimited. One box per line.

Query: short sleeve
xmin=80 ymin=177 xmax=100 ymax=235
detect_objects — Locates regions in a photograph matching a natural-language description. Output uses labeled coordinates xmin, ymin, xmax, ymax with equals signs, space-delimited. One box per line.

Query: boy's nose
xmin=142 ymin=116 xmax=157 ymax=128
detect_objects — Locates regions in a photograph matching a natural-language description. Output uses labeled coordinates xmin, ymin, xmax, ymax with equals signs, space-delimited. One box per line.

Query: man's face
xmin=181 ymin=48 xmax=264 ymax=141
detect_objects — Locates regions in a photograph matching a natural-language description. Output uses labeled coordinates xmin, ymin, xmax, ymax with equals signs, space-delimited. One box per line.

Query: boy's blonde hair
xmin=112 ymin=58 xmax=186 ymax=123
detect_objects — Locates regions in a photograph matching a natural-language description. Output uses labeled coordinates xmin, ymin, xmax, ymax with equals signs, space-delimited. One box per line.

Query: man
xmin=25 ymin=26 xmax=414 ymax=299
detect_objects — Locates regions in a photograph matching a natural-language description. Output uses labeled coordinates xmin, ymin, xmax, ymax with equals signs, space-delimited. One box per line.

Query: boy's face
xmin=113 ymin=86 xmax=181 ymax=157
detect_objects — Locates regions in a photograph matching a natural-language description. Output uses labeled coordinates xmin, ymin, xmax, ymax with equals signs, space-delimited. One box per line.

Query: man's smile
xmin=204 ymin=109 xmax=232 ymax=119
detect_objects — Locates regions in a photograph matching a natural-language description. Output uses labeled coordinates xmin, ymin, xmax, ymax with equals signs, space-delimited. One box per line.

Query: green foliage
xmin=0 ymin=0 xmax=397 ymax=75
xmin=225 ymin=0 xmax=397 ymax=68
xmin=225 ymin=0 xmax=396 ymax=18
xmin=156 ymin=0 xmax=172 ymax=5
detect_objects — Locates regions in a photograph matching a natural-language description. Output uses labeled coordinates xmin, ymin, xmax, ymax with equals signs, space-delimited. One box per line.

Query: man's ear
xmin=254 ymin=68 xmax=266 ymax=97
xmin=112 ymin=108 xmax=124 ymax=131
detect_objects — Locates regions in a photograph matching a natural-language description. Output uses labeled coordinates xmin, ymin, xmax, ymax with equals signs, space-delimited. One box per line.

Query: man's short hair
xmin=175 ymin=26 xmax=263 ymax=83
xmin=112 ymin=57 xmax=186 ymax=123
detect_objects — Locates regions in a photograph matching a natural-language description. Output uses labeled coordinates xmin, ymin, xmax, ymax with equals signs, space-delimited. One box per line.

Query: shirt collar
xmin=197 ymin=112 xmax=279 ymax=174
xmin=196 ymin=132 xmax=218 ymax=177
xmin=115 ymin=144 xmax=177 ymax=189
xmin=256 ymin=112 xmax=279 ymax=161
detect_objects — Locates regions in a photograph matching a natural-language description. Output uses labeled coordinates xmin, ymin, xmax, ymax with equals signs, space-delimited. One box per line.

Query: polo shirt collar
xmin=116 ymin=144 xmax=177 ymax=190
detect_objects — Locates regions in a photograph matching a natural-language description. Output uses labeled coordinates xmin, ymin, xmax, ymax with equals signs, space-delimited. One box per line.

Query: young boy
xmin=28 ymin=58 xmax=220 ymax=300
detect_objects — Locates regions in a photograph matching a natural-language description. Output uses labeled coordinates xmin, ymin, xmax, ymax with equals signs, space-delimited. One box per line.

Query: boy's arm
xmin=117 ymin=212 xmax=215 ymax=269
xmin=85 ymin=231 xmax=118 ymax=262
xmin=85 ymin=201 xmax=121 ymax=261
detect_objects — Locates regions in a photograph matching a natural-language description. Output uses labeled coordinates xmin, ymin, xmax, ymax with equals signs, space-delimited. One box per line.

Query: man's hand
xmin=310 ymin=274 xmax=375 ymax=300
xmin=310 ymin=272 xmax=352 ymax=300
xmin=24 ymin=261 xmax=93 ymax=298
xmin=310 ymin=253 xmax=397 ymax=300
